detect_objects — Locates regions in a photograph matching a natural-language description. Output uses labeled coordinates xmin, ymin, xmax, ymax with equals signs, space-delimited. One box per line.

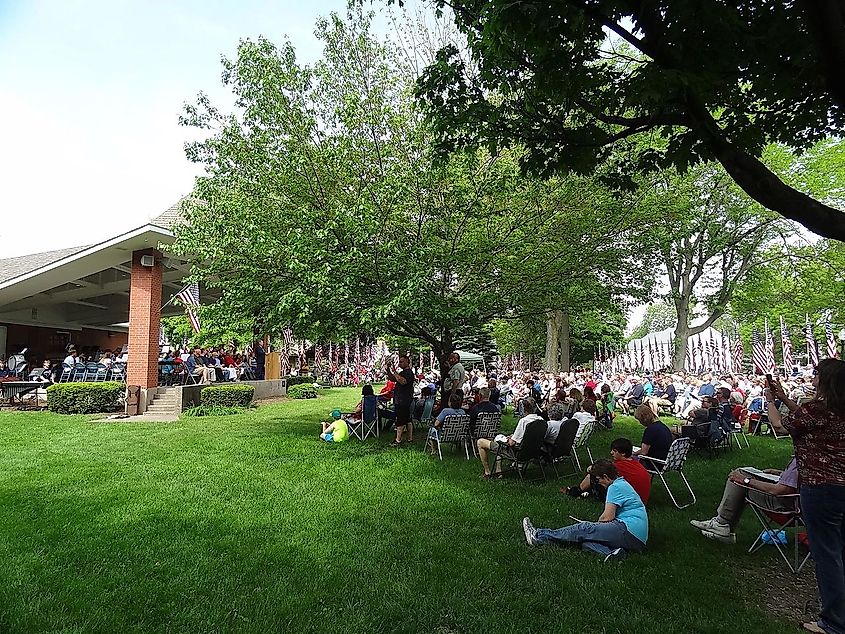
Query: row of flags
xmin=594 ymin=313 xmax=839 ymax=375
xmin=751 ymin=314 xmax=839 ymax=374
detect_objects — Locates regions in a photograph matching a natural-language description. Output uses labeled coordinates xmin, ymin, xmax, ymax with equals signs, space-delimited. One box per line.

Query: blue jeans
xmin=535 ymin=519 xmax=646 ymax=557
xmin=801 ymin=484 xmax=845 ymax=634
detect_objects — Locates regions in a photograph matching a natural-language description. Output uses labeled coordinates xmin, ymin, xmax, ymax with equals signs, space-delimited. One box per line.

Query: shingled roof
xmin=0 ymin=245 xmax=90 ymax=286
xmin=150 ymin=198 xmax=186 ymax=230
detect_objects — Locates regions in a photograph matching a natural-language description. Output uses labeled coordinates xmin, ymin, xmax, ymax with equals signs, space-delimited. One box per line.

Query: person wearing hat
xmin=320 ymin=409 xmax=349 ymax=442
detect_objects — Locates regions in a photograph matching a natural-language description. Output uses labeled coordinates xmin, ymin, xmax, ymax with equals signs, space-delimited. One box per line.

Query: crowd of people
xmin=324 ymin=353 xmax=844 ymax=633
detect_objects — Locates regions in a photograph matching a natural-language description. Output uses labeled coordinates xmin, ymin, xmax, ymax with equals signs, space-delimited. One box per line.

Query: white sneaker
xmin=603 ymin=547 xmax=626 ymax=562
xmin=522 ymin=517 xmax=538 ymax=546
xmin=690 ymin=517 xmax=724 ymax=532
xmin=702 ymin=528 xmax=736 ymax=544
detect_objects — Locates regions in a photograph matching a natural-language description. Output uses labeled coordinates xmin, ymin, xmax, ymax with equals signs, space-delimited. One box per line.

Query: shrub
xmin=200 ymin=384 xmax=255 ymax=407
xmin=47 ymin=382 xmax=123 ymax=414
xmin=287 ymin=384 xmax=317 ymax=399
xmin=286 ymin=375 xmax=316 ymax=387
xmin=183 ymin=405 xmax=248 ymax=417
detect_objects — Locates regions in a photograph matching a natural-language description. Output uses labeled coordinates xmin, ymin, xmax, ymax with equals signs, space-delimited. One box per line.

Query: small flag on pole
xmin=806 ymin=315 xmax=819 ymax=367
xmin=175 ymin=283 xmax=200 ymax=332
xmin=824 ymin=315 xmax=838 ymax=359
xmin=764 ymin=318 xmax=776 ymax=375
xmin=752 ymin=328 xmax=766 ymax=375
xmin=780 ymin=317 xmax=793 ymax=374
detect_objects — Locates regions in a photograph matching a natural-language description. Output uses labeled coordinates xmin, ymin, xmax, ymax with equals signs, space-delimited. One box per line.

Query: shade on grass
xmin=0 ymin=388 xmax=799 ymax=632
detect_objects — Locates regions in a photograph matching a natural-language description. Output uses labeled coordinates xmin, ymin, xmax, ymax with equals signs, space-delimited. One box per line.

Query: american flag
xmin=824 ymin=316 xmax=838 ymax=358
xmin=805 ymin=314 xmax=819 ymax=367
xmin=733 ymin=331 xmax=744 ymax=372
xmin=355 ymin=336 xmax=361 ymax=367
xmin=707 ymin=333 xmax=718 ymax=371
xmin=430 ymin=349 xmax=435 ymax=370
xmin=684 ymin=340 xmax=692 ymax=371
xmin=158 ymin=323 xmax=167 ymax=347
xmin=175 ymin=283 xmax=200 ymax=332
xmin=752 ymin=328 xmax=767 ymax=375
xmin=695 ymin=335 xmax=704 ymax=370
xmin=764 ymin=318 xmax=776 ymax=374
xmin=344 ymin=342 xmax=349 ymax=367
xmin=780 ymin=316 xmax=793 ymax=373
xmin=314 ymin=344 xmax=322 ymax=370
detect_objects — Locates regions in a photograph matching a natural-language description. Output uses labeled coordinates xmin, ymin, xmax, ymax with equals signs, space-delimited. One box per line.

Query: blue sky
xmin=0 ymin=0 xmax=348 ymax=256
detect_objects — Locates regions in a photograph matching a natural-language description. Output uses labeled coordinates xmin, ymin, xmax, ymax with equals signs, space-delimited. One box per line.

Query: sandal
xmin=801 ymin=623 xmax=825 ymax=633
xmin=388 ymin=440 xmax=402 ymax=447
xmin=480 ymin=472 xmax=492 ymax=479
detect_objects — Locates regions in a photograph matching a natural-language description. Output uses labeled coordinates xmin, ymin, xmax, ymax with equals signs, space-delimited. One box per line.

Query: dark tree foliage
xmin=416 ymin=0 xmax=845 ymax=241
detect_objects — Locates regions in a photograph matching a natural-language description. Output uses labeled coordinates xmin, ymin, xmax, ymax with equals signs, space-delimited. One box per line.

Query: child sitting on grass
xmin=320 ymin=409 xmax=349 ymax=443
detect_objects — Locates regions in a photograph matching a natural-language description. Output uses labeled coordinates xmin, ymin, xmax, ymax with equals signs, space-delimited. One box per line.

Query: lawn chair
xmin=745 ymin=491 xmax=810 ymax=573
xmin=425 ymin=414 xmax=471 ymax=460
xmin=730 ymin=421 xmax=750 ymax=449
xmin=344 ymin=395 xmax=379 ymax=441
xmin=413 ymin=397 xmax=435 ymax=433
xmin=545 ymin=418 xmax=580 ymax=478
xmin=571 ymin=419 xmax=596 ymax=472
xmin=642 ymin=437 xmax=696 ymax=509
xmin=470 ymin=411 xmax=502 ymax=456
xmin=495 ymin=418 xmax=549 ymax=481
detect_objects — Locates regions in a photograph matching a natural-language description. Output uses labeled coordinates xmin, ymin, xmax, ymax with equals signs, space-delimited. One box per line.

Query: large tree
xmin=635 ymin=163 xmax=786 ymax=370
xmin=171 ymin=9 xmax=637 ymax=373
xmin=416 ymin=0 xmax=845 ymax=241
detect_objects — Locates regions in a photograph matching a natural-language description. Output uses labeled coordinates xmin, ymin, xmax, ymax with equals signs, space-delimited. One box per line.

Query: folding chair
xmin=545 ymin=418 xmax=580 ymax=478
xmin=730 ymin=421 xmax=750 ymax=449
xmin=413 ymin=397 xmax=435 ymax=434
xmin=571 ymin=420 xmax=596 ymax=472
xmin=642 ymin=437 xmax=696 ymax=509
xmin=746 ymin=492 xmax=810 ymax=573
xmin=109 ymin=362 xmax=126 ymax=383
xmin=72 ymin=363 xmax=88 ymax=382
xmin=344 ymin=396 xmax=379 ymax=441
xmin=425 ymin=414 xmax=471 ymax=460
xmin=470 ymin=411 xmax=502 ymax=457
xmin=58 ymin=363 xmax=74 ymax=383
xmin=495 ymin=418 xmax=549 ymax=481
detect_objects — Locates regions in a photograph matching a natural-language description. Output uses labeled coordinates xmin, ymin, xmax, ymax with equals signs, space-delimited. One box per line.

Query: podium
xmin=265 ymin=352 xmax=281 ymax=380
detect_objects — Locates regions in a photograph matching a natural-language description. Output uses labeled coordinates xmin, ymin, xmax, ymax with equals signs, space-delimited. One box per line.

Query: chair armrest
xmin=640 ymin=455 xmax=666 ymax=466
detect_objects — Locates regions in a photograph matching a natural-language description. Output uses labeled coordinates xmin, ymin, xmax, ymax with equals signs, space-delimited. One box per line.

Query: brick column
xmin=127 ymin=249 xmax=162 ymax=388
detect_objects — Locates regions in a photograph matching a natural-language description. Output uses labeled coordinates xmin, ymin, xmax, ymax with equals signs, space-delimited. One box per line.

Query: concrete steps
xmin=141 ymin=387 xmax=180 ymax=418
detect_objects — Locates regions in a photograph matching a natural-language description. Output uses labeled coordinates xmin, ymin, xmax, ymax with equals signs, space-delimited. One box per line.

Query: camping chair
xmin=545 ymin=418 xmax=580 ymax=478
xmin=642 ymin=437 xmax=696 ymax=509
xmin=470 ymin=411 xmax=502 ymax=456
xmin=570 ymin=420 xmax=596 ymax=472
xmin=425 ymin=414 xmax=471 ymax=460
xmin=344 ymin=395 xmax=379 ymax=441
xmin=730 ymin=421 xmax=750 ymax=449
xmin=745 ymin=491 xmax=810 ymax=573
xmin=495 ymin=418 xmax=549 ymax=481
xmin=413 ymin=397 xmax=435 ymax=433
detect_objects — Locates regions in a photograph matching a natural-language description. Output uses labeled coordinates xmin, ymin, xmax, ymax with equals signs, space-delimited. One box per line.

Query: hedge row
xmin=47 ymin=382 xmax=123 ymax=414
xmin=200 ymin=384 xmax=255 ymax=407
xmin=286 ymin=375 xmax=316 ymax=387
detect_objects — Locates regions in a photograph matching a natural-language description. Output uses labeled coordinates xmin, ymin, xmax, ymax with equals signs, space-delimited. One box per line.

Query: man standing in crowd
xmin=254 ymin=340 xmax=266 ymax=380
xmin=387 ymin=354 xmax=415 ymax=446
xmin=443 ymin=352 xmax=466 ymax=407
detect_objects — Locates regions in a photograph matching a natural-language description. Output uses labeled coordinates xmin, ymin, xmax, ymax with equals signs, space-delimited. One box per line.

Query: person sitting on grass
xmin=522 ymin=459 xmax=648 ymax=561
xmin=320 ymin=409 xmax=349 ymax=443
xmin=566 ymin=438 xmax=652 ymax=504
xmin=632 ymin=404 xmax=673 ymax=471
xmin=477 ymin=397 xmax=544 ymax=479
xmin=689 ymin=456 xmax=798 ymax=543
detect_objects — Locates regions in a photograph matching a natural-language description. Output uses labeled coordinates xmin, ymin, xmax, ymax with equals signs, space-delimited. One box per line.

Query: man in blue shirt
xmin=522 ymin=460 xmax=648 ymax=561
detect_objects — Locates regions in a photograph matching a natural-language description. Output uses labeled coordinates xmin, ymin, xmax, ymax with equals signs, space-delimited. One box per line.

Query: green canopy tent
xmin=454 ymin=350 xmax=486 ymax=374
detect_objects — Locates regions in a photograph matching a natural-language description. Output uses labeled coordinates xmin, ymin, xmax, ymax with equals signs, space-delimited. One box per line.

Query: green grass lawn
xmin=0 ymin=388 xmax=802 ymax=633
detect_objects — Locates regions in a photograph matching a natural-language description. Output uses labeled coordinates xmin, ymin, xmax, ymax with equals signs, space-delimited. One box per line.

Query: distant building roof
xmin=0 ymin=245 xmax=90 ymax=286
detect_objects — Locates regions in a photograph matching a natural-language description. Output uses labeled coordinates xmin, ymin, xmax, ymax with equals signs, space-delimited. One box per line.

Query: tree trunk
xmin=434 ymin=329 xmax=455 ymax=408
xmin=545 ymin=310 xmax=561 ymax=372
xmin=559 ymin=311 xmax=571 ymax=372
xmin=672 ymin=320 xmax=690 ymax=371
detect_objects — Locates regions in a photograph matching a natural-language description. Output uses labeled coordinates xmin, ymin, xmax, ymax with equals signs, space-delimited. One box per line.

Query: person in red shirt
xmin=566 ymin=437 xmax=651 ymax=504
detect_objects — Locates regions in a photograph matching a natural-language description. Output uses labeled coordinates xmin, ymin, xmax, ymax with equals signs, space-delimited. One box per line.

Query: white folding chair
xmin=642 ymin=437 xmax=696 ymax=509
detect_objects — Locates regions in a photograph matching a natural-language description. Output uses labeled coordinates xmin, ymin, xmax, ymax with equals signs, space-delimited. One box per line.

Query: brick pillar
xmin=127 ymin=249 xmax=162 ymax=388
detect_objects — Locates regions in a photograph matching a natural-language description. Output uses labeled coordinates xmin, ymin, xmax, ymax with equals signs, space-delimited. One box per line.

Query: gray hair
xmin=547 ymin=402 xmax=565 ymax=421
xmin=522 ymin=397 xmax=537 ymax=414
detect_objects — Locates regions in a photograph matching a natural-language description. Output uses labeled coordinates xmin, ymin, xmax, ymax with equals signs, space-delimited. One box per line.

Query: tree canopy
xmin=171 ymin=9 xmax=640 ymax=365
xmin=416 ymin=0 xmax=845 ymax=241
